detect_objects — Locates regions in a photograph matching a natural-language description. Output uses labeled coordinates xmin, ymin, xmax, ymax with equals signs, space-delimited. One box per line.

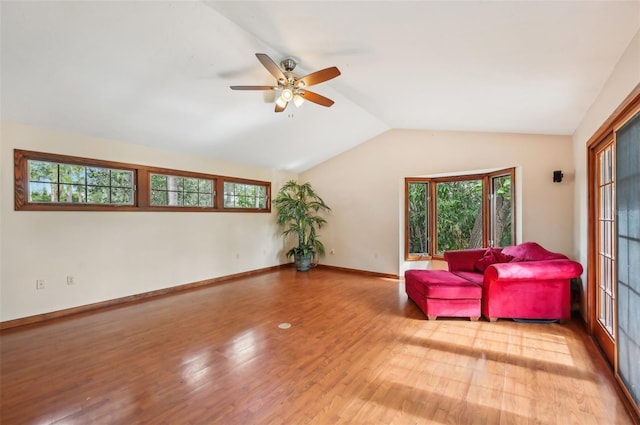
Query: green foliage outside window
xmin=28 ymin=160 xmax=133 ymax=205
xmin=492 ymin=176 xmax=513 ymax=247
xmin=436 ymin=180 xmax=483 ymax=253
xmin=223 ymin=182 xmax=267 ymax=209
xmin=407 ymin=171 xmax=513 ymax=258
xmin=150 ymin=174 xmax=213 ymax=207
xmin=17 ymin=150 xmax=271 ymax=212
xmin=408 ymin=182 xmax=428 ymax=254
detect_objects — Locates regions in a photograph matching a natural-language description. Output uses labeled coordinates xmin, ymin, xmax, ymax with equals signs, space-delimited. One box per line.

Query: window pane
xmin=112 ymin=188 xmax=133 ymax=204
xmin=59 ymin=184 xmax=86 ymax=203
xmin=29 ymin=161 xmax=57 ymax=182
xmin=111 ymin=170 xmax=132 ymax=187
xmin=199 ymin=193 xmax=213 ymax=207
xmin=27 ymin=159 xmax=133 ymax=205
xmin=88 ymin=186 xmax=109 ymax=204
xmin=183 ymin=192 xmax=198 ymax=206
xmin=184 ymin=177 xmax=198 ymax=192
xmin=87 ymin=167 xmax=110 ymax=186
xmin=491 ymin=174 xmax=513 ymax=247
xmin=436 ymin=180 xmax=483 ymax=254
xmin=151 ymin=190 xmax=168 ymax=205
xmin=175 ymin=176 xmax=185 ymax=191
xmin=199 ymin=179 xmax=212 ymax=192
xmin=150 ymin=173 xmax=214 ymax=207
xmin=223 ymin=181 xmax=268 ymax=209
xmin=151 ymin=174 xmax=167 ymax=190
xmin=597 ymin=143 xmax=616 ymax=338
xmin=29 ymin=182 xmax=55 ymax=202
xmin=408 ymin=182 xmax=428 ymax=255
xmin=59 ymin=165 xmax=86 ymax=185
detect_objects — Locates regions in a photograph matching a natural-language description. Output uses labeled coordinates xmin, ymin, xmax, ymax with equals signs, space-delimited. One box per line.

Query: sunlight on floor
xmin=367 ymin=320 xmax=606 ymax=423
xmin=227 ymin=329 xmax=258 ymax=367
xmin=181 ymin=350 xmax=212 ymax=389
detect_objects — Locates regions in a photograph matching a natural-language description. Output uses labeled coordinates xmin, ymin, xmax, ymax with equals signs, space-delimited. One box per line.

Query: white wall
xmin=0 ymin=121 xmax=297 ymax=321
xmin=572 ymin=29 xmax=640 ymax=315
xmin=301 ymin=129 xmax=576 ymax=276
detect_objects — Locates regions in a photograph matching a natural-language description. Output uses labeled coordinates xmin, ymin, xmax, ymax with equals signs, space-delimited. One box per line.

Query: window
xmin=407 ymin=181 xmax=429 ymax=255
xmin=14 ymin=149 xmax=270 ymax=212
xmin=490 ymin=174 xmax=513 ymax=248
xmin=28 ymin=159 xmax=134 ymax=205
xmin=151 ymin=174 xmax=214 ymax=207
xmin=436 ymin=179 xmax=483 ymax=253
xmin=405 ymin=168 xmax=515 ymax=259
xmin=223 ymin=181 xmax=268 ymax=209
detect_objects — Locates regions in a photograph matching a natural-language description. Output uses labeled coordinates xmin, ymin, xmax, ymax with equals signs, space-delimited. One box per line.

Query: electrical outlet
xmin=66 ymin=275 xmax=75 ymax=285
xmin=36 ymin=279 xmax=45 ymax=290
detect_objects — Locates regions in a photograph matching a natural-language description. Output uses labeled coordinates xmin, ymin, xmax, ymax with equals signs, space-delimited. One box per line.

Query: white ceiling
xmin=2 ymin=1 xmax=639 ymax=172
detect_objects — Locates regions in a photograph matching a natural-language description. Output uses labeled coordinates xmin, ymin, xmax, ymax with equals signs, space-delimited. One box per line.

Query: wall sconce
xmin=553 ymin=170 xmax=563 ymax=183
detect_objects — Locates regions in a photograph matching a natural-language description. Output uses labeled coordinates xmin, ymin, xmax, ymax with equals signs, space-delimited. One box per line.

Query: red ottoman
xmin=405 ymin=270 xmax=482 ymax=321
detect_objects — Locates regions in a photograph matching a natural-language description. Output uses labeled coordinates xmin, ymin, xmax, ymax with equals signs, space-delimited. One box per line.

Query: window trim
xmin=405 ymin=167 xmax=515 ymax=260
xmin=14 ymin=149 xmax=271 ymax=213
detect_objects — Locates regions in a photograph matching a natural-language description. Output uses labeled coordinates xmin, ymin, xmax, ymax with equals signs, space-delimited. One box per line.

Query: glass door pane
xmin=596 ymin=142 xmax=616 ymax=337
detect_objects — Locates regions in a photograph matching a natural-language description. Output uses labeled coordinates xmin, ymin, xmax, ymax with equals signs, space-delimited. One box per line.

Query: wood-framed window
xmin=405 ymin=168 xmax=515 ymax=260
xmin=25 ymin=158 xmax=135 ymax=207
xmin=14 ymin=149 xmax=271 ymax=213
xmin=223 ymin=180 xmax=269 ymax=209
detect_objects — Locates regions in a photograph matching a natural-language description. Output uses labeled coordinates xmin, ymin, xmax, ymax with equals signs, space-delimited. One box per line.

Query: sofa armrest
xmin=444 ymin=249 xmax=486 ymax=272
xmin=484 ymin=259 xmax=583 ymax=282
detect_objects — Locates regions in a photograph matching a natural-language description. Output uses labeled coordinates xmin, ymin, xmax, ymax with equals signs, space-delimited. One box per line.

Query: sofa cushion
xmin=474 ymin=247 xmax=514 ymax=272
xmin=444 ymin=248 xmax=486 ymax=272
xmin=405 ymin=270 xmax=481 ymax=299
xmin=453 ymin=271 xmax=484 ymax=285
xmin=502 ymin=242 xmax=567 ymax=262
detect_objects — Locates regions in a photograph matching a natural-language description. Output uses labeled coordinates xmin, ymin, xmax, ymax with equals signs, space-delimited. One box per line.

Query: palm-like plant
xmin=273 ymin=180 xmax=331 ymax=270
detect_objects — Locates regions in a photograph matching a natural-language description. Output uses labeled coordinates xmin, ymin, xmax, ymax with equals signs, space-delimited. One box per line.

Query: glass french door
xmin=588 ymin=94 xmax=640 ymax=416
xmin=591 ymin=138 xmax=616 ymax=363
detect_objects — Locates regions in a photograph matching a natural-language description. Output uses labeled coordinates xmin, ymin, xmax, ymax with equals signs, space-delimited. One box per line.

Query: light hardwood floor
xmin=1 ymin=268 xmax=636 ymax=424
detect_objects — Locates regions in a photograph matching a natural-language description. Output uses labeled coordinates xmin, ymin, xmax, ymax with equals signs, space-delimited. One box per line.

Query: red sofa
xmin=444 ymin=242 xmax=583 ymax=322
xmin=405 ymin=269 xmax=482 ymax=321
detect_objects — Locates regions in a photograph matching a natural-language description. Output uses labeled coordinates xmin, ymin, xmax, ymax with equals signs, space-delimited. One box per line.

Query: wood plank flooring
xmin=1 ymin=268 xmax=636 ymax=424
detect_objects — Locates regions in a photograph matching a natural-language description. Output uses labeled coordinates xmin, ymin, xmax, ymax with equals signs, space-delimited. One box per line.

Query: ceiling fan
xmin=230 ymin=53 xmax=341 ymax=113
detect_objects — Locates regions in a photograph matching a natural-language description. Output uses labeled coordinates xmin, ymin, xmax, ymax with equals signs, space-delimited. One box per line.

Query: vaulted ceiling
xmin=2 ymin=1 xmax=639 ymax=172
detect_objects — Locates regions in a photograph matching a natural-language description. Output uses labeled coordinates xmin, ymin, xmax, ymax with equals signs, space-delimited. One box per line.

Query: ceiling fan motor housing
xmin=280 ymin=58 xmax=297 ymax=72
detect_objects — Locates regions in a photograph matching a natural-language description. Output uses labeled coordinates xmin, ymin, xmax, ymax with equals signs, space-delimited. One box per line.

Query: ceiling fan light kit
xmin=281 ymin=87 xmax=294 ymax=102
xmin=230 ymin=53 xmax=340 ymax=113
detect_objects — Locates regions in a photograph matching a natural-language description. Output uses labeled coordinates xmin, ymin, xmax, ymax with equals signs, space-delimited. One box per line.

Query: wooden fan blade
xmin=230 ymin=85 xmax=275 ymax=90
xmin=275 ymin=101 xmax=288 ymax=113
xmin=256 ymin=53 xmax=286 ymax=82
xmin=297 ymin=67 xmax=341 ymax=88
xmin=298 ymin=90 xmax=334 ymax=107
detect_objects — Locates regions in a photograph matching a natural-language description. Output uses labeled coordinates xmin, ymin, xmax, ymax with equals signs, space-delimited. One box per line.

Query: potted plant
xmin=273 ymin=180 xmax=331 ymax=271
